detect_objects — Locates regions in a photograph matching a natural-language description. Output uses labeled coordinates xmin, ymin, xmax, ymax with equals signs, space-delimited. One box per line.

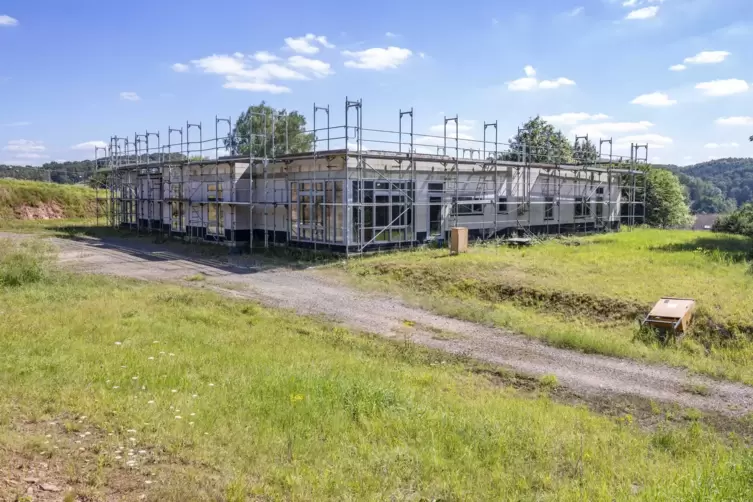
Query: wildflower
xmin=115 ymin=455 xmax=122 ymax=460
xmin=115 ymin=342 xmax=122 ymax=346
xmin=113 ymin=386 xmax=120 ymax=389
xmin=192 ymin=394 xmax=198 ymax=398
xmin=190 ymin=413 xmax=195 ymax=416
xmin=138 ymin=450 xmax=147 ymax=454
xmin=169 ymin=353 xmax=175 ymax=357
xmin=132 ymin=376 xmax=138 ymax=380
xmin=189 ymin=422 xmax=194 ymax=426
xmin=175 ymin=416 xmax=182 ymax=420
xmin=159 ymin=351 xmax=165 ymax=355
xmin=153 ymin=341 xmax=159 ymax=344
xmin=129 ymin=437 xmax=136 ymax=442
xmin=171 ymin=389 xmax=177 ymax=393
xmin=290 ymin=393 xmax=305 ymax=404
xmin=208 ymin=383 xmax=215 ymax=387
xmin=148 ymin=357 xmax=154 ymax=360
xmin=145 ymin=480 xmax=152 ymax=485
xmin=147 ymin=400 xmax=155 ymax=404
xmin=127 ymin=429 xmax=136 ymax=433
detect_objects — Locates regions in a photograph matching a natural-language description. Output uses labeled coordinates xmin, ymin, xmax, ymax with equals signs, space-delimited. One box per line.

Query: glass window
xmin=497 ymin=197 xmax=508 ymax=213
xmin=455 ymin=199 xmax=484 ymax=215
xmin=428 ymin=182 xmax=443 ymax=192
xmin=596 ymin=196 xmax=604 ymax=218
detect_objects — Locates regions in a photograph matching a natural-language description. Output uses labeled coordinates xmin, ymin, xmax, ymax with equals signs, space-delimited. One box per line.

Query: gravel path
xmin=9 ymin=232 xmax=753 ymax=418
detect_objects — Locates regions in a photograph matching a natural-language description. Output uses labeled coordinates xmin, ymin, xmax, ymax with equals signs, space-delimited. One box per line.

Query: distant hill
xmin=664 ymin=157 xmax=753 ymax=214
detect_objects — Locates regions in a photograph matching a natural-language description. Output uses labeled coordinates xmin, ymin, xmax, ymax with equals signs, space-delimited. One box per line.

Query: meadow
xmin=342 ymin=229 xmax=753 ymax=384
xmin=2 ymin=238 xmax=753 ymax=500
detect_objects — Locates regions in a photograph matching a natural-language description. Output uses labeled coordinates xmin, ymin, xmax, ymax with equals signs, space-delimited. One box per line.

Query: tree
xmin=226 ymin=102 xmax=314 ymax=158
xmin=675 ymin=173 xmax=736 ymax=214
xmin=573 ymin=137 xmax=599 ymax=164
xmin=641 ymin=168 xmax=693 ymax=228
xmin=714 ymin=203 xmax=753 ymax=237
xmin=503 ymin=116 xmax=574 ymax=164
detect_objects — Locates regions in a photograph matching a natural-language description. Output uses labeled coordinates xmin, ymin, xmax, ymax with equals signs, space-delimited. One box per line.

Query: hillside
xmin=669 ymin=157 xmax=753 ymax=210
xmin=0 ymin=178 xmax=100 ymax=220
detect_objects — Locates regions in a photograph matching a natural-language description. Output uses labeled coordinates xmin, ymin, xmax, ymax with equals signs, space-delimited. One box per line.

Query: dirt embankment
xmin=0 ymin=180 xmax=100 ymax=221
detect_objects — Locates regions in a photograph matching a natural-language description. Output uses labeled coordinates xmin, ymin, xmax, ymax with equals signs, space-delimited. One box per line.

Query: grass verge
xmin=0 ymin=179 xmax=102 ymax=221
xmin=1 ymin=238 xmax=753 ymax=500
xmin=340 ymin=229 xmax=753 ymax=384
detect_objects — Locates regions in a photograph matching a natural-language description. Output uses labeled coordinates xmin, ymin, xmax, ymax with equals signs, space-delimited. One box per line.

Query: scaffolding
xmin=97 ymin=97 xmax=647 ymax=255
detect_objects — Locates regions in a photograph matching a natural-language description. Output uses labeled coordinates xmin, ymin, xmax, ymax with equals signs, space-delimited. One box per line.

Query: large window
xmin=289 ymin=180 xmax=344 ymax=243
xmin=574 ymin=197 xmax=591 ymax=218
xmin=497 ymin=197 xmax=508 ymax=213
xmin=454 ymin=198 xmax=484 ymax=216
xmin=353 ymin=180 xmax=414 ymax=244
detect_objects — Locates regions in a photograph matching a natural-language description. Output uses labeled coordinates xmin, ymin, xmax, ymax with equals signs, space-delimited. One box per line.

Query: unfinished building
xmin=97 ymin=98 xmax=647 ymax=255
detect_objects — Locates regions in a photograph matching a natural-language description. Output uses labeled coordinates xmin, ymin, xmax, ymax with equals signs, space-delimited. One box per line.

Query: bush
xmin=0 ymin=239 xmax=51 ymax=287
xmin=714 ymin=203 xmax=753 ymax=238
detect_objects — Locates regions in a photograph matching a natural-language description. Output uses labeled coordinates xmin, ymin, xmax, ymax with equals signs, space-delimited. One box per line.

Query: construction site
xmin=96 ymin=98 xmax=648 ymax=255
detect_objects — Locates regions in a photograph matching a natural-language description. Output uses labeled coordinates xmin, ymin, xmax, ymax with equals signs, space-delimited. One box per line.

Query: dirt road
xmin=9 ymin=232 xmax=753 ymax=418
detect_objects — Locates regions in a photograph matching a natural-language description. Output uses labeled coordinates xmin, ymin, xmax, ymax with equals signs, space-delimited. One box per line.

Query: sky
xmin=1 ymin=0 xmax=753 ymax=166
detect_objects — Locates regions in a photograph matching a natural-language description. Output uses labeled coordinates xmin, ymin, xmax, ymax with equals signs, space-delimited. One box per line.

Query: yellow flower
xmin=290 ymin=393 xmax=304 ymax=404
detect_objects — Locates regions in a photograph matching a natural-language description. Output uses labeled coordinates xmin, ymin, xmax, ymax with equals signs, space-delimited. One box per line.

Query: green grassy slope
xmin=0 ymin=178 xmax=100 ymax=220
xmin=343 ymin=229 xmax=753 ymax=384
xmin=1 ymin=238 xmax=752 ymax=500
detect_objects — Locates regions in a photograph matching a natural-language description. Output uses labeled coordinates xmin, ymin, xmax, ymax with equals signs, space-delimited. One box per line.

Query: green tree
xmin=573 ymin=137 xmax=599 ymax=164
xmin=640 ymin=168 xmax=693 ymax=227
xmin=226 ymin=102 xmax=313 ymax=158
xmin=503 ymin=116 xmax=574 ymax=164
xmin=714 ymin=203 xmax=753 ymax=237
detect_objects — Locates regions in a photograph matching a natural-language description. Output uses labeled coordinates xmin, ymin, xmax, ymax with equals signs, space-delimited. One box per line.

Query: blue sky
xmin=1 ymin=0 xmax=753 ymax=166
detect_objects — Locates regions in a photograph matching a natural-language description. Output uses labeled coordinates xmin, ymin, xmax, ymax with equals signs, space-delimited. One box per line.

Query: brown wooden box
xmin=450 ymin=227 xmax=469 ymax=254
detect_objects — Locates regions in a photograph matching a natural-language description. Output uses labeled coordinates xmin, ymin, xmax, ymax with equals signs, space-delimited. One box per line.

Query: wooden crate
xmin=450 ymin=227 xmax=468 ymax=255
xmin=643 ymin=298 xmax=696 ymax=334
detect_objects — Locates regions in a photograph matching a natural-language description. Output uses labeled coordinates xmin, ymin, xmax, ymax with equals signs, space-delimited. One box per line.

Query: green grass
xmin=341 ymin=229 xmax=753 ymax=384
xmin=0 ymin=179 xmax=102 ymax=221
xmin=1 ymin=239 xmax=753 ymax=500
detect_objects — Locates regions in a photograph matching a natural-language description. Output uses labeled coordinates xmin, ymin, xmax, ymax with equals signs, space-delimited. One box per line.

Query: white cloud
xmin=71 ymin=141 xmax=108 ymax=150
xmin=696 ymin=79 xmax=750 ymax=96
xmin=0 ymin=15 xmax=19 ymax=26
xmin=507 ymin=66 xmax=576 ymax=91
xmin=715 ymin=116 xmax=753 ymax=126
xmin=192 ymin=54 xmax=246 ymax=75
xmin=385 ymin=31 xmax=398 ymax=38
xmin=631 ymin=92 xmax=677 ymax=107
xmin=622 ymin=0 xmax=638 ymax=6
xmin=284 ymin=34 xmax=334 ymax=55
xmin=253 ymin=51 xmax=279 ymax=63
xmin=120 ymin=91 xmax=140 ymax=101
xmin=242 ymin=63 xmax=308 ymax=81
xmin=343 ymin=47 xmax=412 ymax=70
xmin=704 ymin=142 xmax=739 ymax=149
xmin=4 ymin=139 xmax=46 ymax=153
xmin=429 ymin=119 xmax=476 ymax=135
xmin=571 ymin=121 xmax=654 ymax=138
xmin=222 ymin=80 xmax=291 ymax=94
xmin=14 ymin=153 xmax=48 ymax=160
xmin=615 ymin=134 xmax=673 ymax=148
xmin=669 ymin=64 xmax=687 ymax=71
xmin=567 ymin=6 xmax=584 ymax=16
xmin=542 ymin=113 xmax=609 ymax=125
xmin=626 ymin=6 xmax=659 ymax=20
xmin=684 ymin=51 xmax=730 ymax=64
xmin=171 ymin=63 xmax=190 ymax=73
xmin=287 ymin=56 xmax=333 ymax=77
xmin=1 ymin=121 xmax=31 ymax=127
xmin=539 ymin=78 xmax=576 ymax=89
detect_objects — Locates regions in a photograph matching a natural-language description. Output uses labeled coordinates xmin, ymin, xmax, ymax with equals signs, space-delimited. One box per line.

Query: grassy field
xmin=0 ymin=178 xmax=101 ymax=221
xmin=2 ymin=239 xmax=753 ymax=500
xmin=342 ymin=229 xmax=753 ymax=384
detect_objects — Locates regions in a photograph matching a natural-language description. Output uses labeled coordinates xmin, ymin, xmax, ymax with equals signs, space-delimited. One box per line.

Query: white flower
xmin=138 ymin=450 xmax=147 ymax=454
xmin=192 ymin=394 xmax=198 ymax=398
xmin=115 ymin=341 xmax=122 ymax=345
xmin=159 ymin=352 xmax=165 ymax=355
xmin=113 ymin=386 xmax=120 ymax=389
xmin=148 ymin=357 xmax=154 ymax=360
xmin=132 ymin=376 xmax=138 ymax=380
xmin=208 ymin=383 xmax=215 ymax=387
xmin=127 ymin=429 xmax=136 ymax=433
xmin=190 ymin=413 xmax=195 ymax=416
xmin=121 ymin=365 xmax=127 ymax=369
xmin=189 ymin=422 xmax=194 ymax=426
xmin=147 ymin=400 xmax=155 ymax=404
xmin=171 ymin=389 xmax=177 ymax=393
xmin=169 ymin=353 xmax=175 ymax=357
xmin=129 ymin=437 xmax=136 ymax=442
xmin=115 ymin=455 xmax=122 ymax=460
xmin=175 ymin=415 xmax=182 ymax=419
xmin=145 ymin=480 xmax=152 ymax=485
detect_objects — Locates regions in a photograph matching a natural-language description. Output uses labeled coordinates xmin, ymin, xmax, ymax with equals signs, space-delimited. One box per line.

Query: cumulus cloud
xmin=625 ymin=6 xmax=659 ymax=20
xmin=4 ymin=139 xmax=46 ymax=153
xmin=71 ymin=141 xmax=108 ymax=150
xmin=0 ymin=15 xmax=19 ymax=26
xmin=190 ymin=49 xmax=335 ymax=94
xmin=542 ymin=113 xmax=609 ymax=126
xmin=171 ymin=63 xmax=190 ymax=72
xmin=284 ymin=34 xmax=334 ymax=54
xmin=343 ymin=47 xmax=412 ymax=70
xmin=696 ymin=79 xmax=750 ymax=97
xmin=685 ymin=51 xmax=730 ymax=64
xmin=615 ymin=134 xmax=673 ymax=148
xmin=715 ymin=116 xmax=753 ymax=126
xmin=669 ymin=64 xmax=687 ymax=71
xmin=631 ymin=92 xmax=677 ymax=107
xmin=120 ymin=92 xmax=140 ymax=101
xmin=704 ymin=142 xmax=739 ymax=149
xmin=507 ymin=66 xmax=576 ymax=91
xmin=571 ymin=121 xmax=654 ymax=138
xmin=429 ymin=119 xmax=476 ymax=136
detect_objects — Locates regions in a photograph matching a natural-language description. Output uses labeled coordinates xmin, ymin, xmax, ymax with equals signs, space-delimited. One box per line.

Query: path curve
xmin=8 ymin=232 xmax=753 ymax=418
